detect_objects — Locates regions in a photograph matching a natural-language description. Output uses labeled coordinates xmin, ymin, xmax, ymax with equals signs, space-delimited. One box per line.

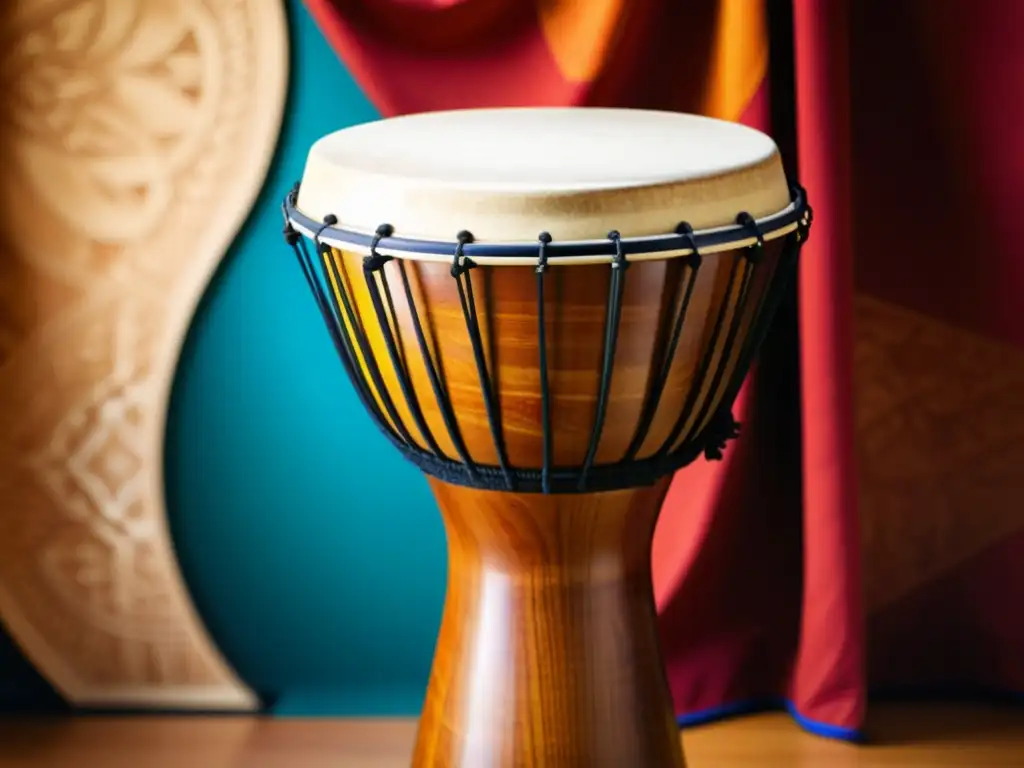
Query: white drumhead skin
xmin=296 ymin=108 xmax=791 ymax=242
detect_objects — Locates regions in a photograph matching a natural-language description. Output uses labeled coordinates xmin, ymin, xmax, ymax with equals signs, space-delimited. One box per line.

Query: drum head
xmin=295 ymin=108 xmax=791 ymax=242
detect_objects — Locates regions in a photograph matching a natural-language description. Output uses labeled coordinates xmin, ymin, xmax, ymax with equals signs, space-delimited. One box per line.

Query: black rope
xmin=624 ymin=222 xmax=702 ymax=461
xmin=699 ymin=212 xmax=785 ymax=461
xmin=701 ymin=410 xmax=741 ymax=461
xmin=578 ymin=231 xmax=629 ymax=490
xmin=655 ymin=241 xmax=743 ymax=458
xmin=310 ymin=215 xmax=380 ymax=414
xmin=281 ymin=212 xmax=343 ymax=362
xmin=281 ymin=207 xmax=328 ymax=329
xmin=362 ymin=224 xmax=446 ymax=457
xmin=287 ymin=214 xmax=403 ymax=446
xmin=736 ymin=211 xmax=765 ymax=263
xmin=797 ymin=190 xmax=814 ymax=242
xmin=536 ymin=231 xmax=554 ymax=494
xmin=680 ymin=214 xmax=760 ymax=451
xmin=396 ymin=259 xmax=478 ymax=481
xmin=385 ymin=429 xmax=708 ymax=494
xmin=370 ymin=226 xmax=409 ymax=378
xmin=451 ymin=231 xmax=514 ymax=490
xmin=316 ymin=217 xmax=416 ymax=447
xmin=282 ymin=184 xmax=811 ymax=494
xmin=283 ymin=182 xmax=810 ymax=264
xmin=366 ymin=224 xmax=409 ymax=378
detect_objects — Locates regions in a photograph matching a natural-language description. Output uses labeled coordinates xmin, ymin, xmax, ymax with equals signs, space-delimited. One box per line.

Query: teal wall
xmin=0 ymin=0 xmax=447 ymax=716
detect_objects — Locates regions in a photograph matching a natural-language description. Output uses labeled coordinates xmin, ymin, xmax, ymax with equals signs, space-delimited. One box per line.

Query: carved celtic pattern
xmin=0 ymin=0 xmax=287 ymax=708
xmin=854 ymin=294 xmax=1024 ymax=614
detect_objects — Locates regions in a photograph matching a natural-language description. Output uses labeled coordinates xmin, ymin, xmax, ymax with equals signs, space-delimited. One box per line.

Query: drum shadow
xmin=0 ymin=717 xmax=78 ymax=763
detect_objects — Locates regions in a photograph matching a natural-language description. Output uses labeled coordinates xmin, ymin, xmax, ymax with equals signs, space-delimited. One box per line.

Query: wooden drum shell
xmin=415 ymin=479 xmax=684 ymax=768
xmin=326 ymin=239 xmax=785 ymax=472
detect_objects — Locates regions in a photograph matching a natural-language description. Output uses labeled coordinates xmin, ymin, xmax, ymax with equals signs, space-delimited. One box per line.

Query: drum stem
xmin=413 ymin=479 xmax=687 ymax=768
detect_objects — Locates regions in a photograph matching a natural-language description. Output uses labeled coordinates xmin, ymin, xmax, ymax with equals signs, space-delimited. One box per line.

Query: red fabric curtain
xmin=304 ymin=0 xmax=1024 ymax=738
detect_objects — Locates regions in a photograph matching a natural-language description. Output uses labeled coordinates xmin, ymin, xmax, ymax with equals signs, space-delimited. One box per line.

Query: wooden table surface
xmin=0 ymin=704 xmax=1021 ymax=767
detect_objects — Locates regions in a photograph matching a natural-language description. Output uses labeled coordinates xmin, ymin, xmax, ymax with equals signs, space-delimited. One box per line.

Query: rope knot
xmin=537 ymin=231 xmax=552 ymax=274
xmin=703 ymin=409 xmax=741 ymax=461
xmin=608 ymin=230 xmax=629 ymax=271
xmin=451 ymin=230 xmax=476 ymax=278
xmin=364 ymin=223 xmax=395 ymax=272
xmin=675 ymin=221 xmax=701 ymax=269
xmin=736 ymin=212 xmax=764 ymax=264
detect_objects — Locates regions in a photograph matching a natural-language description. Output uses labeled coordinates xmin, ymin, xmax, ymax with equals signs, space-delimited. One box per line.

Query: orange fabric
xmin=701 ymin=0 xmax=769 ymax=119
xmin=536 ymin=0 xmax=625 ymax=83
xmin=302 ymin=0 xmax=758 ymax=115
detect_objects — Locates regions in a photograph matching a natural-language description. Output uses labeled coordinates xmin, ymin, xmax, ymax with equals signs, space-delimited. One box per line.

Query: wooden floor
xmin=0 ymin=704 xmax=1021 ymax=767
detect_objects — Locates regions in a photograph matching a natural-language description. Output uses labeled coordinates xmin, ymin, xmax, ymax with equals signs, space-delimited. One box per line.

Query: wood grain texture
xmin=0 ymin=0 xmax=287 ymax=709
xmin=333 ymin=239 xmax=784 ymax=468
xmin=414 ymin=479 xmax=683 ymax=767
xmin=1 ymin=706 xmax=1021 ymax=767
xmin=854 ymin=295 xmax=1024 ymax=612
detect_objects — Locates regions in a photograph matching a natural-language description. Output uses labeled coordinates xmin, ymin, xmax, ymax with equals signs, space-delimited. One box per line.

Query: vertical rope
xmin=701 ymin=213 xmax=792 ymax=459
xmin=656 ymin=242 xmax=743 ymax=458
xmin=578 ymin=231 xmax=629 ymax=491
xmin=362 ymin=224 xmax=445 ymax=457
xmin=674 ymin=211 xmax=769 ymax=455
xmin=536 ymin=232 xmax=554 ymax=494
xmin=624 ymin=222 xmax=703 ymax=461
xmin=281 ymin=211 xmax=400 ymax=444
xmin=397 ymin=259 xmax=478 ymax=481
xmin=451 ymin=231 xmax=514 ymax=490
xmin=280 ymin=182 xmax=812 ymax=493
xmin=317 ymin=218 xmax=415 ymax=446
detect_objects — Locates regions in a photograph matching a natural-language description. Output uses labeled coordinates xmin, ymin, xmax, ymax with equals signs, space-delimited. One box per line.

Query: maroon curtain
xmin=846 ymin=1 xmax=1024 ymax=696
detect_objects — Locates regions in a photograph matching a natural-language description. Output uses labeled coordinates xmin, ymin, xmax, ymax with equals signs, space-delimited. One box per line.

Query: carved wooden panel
xmin=854 ymin=294 xmax=1024 ymax=613
xmin=0 ymin=0 xmax=288 ymax=709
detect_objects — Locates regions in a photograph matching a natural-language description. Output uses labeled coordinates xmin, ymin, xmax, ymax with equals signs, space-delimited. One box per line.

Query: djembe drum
xmin=281 ymin=108 xmax=810 ymax=768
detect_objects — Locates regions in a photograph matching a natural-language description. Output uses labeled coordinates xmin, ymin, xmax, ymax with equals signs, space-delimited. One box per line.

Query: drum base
xmin=413 ymin=478 xmax=686 ymax=768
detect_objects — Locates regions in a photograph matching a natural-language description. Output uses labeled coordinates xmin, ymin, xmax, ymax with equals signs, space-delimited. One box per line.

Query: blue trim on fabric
xmin=675 ymin=687 xmax=1024 ymax=744
xmin=676 ymin=697 xmax=864 ymax=743
xmin=788 ymin=703 xmax=865 ymax=742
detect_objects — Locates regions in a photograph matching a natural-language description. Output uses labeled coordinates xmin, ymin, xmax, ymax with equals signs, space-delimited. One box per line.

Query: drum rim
xmin=282 ymin=183 xmax=809 ymax=266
